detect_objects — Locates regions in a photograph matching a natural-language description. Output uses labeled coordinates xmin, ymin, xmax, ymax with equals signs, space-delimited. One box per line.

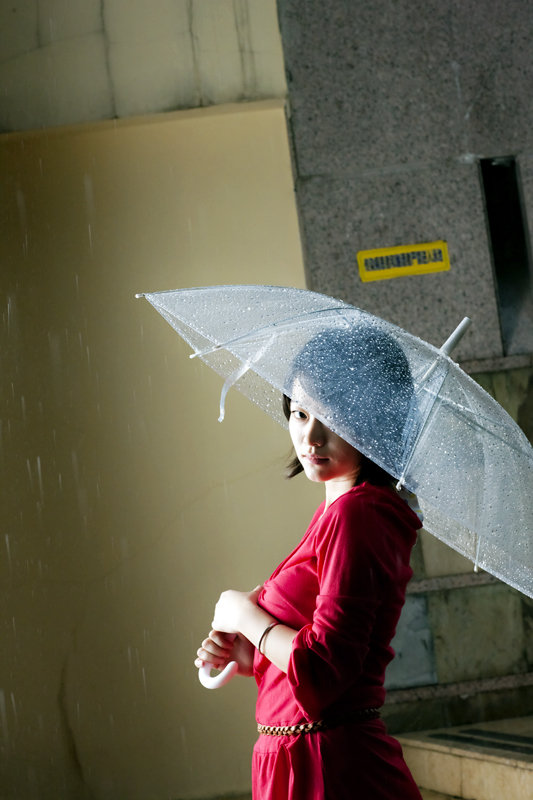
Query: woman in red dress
xmin=194 ymin=328 xmax=423 ymax=799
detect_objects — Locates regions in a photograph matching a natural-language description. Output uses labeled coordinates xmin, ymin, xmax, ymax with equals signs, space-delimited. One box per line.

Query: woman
xmin=194 ymin=327 xmax=423 ymax=799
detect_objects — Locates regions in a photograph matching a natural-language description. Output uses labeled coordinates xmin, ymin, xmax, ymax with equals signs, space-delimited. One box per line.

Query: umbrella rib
xmin=419 ymin=386 xmax=532 ymax=459
xmin=189 ymin=306 xmax=353 ymax=359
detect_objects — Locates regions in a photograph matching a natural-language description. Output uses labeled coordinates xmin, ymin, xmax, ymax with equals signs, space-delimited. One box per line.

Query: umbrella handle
xmin=198 ymin=660 xmax=239 ymax=689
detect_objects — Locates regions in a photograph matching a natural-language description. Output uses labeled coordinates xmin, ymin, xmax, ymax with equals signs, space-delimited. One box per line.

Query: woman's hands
xmin=194 ymin=630 xmax=255 ymax=677
xmin=194 ymin=585 xmax=263 ymax=678
xmin=211 ymin=585 xmax=263 ymax=634
xmin=195 ymin=584 xmax=297 ymax=677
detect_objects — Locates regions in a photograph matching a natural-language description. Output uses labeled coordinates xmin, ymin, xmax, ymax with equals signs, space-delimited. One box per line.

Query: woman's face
xmin=288 ymin=386 xmax=362 ymax=488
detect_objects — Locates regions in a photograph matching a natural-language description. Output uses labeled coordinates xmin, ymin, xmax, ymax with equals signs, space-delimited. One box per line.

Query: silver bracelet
xmin=258 ymin=621 xmax=280 ymax=655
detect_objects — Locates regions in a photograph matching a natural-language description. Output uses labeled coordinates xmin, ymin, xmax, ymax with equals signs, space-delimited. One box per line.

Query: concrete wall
xmin=0 ymin=0 xmax=286 ymax=132
xmin=1 ymin=4 xmax=298 ymax=796
xmin=0 ymin=100 xmax=319 ymax=799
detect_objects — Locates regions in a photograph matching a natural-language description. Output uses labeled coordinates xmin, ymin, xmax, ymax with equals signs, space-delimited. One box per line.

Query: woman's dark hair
xmin=282 ymin=394 xmax=395 ymax=486
xmin=281 ymin=323 xmax=416 ymax=486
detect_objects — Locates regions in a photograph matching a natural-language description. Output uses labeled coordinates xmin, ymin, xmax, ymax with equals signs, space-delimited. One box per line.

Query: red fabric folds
xmin=252 ymin=482 xmax=423 ymax=800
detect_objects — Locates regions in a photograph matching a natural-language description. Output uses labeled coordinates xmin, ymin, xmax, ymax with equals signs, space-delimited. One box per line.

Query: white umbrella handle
xmin=198 ymin=660 xmax=239 ymax=689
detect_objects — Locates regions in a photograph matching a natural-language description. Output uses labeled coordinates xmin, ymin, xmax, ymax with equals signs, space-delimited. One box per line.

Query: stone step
xmin=420 ymin=792 xmax=459 ymax=800
xmin=398 ymin=716 xmax=533 ymax=800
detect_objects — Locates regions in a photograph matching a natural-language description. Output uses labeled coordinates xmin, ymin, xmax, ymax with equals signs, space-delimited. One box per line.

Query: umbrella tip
xmin=440 ymin=317 xmax=472 ymax=357
xmin=135 ymin=293 xmax=144 ymax=299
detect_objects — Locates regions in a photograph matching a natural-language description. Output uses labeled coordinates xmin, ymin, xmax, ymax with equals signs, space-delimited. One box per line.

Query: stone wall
xmin=277 ymin=0 xmax=533 ymax=365
xmin=384 ymin=366 xmax=533 ymax=732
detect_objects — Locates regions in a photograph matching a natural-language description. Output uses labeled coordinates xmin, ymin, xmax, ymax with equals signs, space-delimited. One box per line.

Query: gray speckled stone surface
xmin=295 ymin=162 xmax=502 ymax=360
xmin=450 ymin=2 xmax=533 ymax=157
xmin=281 ymin=0 xmax=533 ymax=170
xmin=282 ymin=0 xmax=461 ymax=175
xmin=278 ymin=0 xmax=533 ymax=363
xmin=510 ymin=154 xmax=533 ymax=356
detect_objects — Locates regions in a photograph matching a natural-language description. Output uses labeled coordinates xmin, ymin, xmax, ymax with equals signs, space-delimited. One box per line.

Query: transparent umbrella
xmin=136 ymin=285 xmax=533 ymax=680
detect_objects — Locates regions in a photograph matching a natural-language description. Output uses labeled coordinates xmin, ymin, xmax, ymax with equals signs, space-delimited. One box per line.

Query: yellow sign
xmin=357 ymin=240 xmax=450 ymax=282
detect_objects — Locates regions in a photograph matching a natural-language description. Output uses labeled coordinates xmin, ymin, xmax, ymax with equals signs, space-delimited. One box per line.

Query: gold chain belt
xmin=257 ymin=707 xmax=380 ymax=736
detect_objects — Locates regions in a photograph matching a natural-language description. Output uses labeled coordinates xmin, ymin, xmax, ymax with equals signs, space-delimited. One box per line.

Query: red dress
xmin=252 ymin=483 xmax=423 ymax=799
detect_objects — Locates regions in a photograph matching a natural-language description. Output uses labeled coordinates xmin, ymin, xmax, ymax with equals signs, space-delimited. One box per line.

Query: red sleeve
xmin=286 ymin=489 xmax=412 ymax=720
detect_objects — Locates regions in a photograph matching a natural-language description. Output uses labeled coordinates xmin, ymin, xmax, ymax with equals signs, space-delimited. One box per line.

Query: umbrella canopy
xmin=137 ymin=285 xmax=533 ymax=599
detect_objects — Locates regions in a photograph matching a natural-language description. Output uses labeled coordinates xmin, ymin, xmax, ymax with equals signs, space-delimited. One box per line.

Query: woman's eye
xmin=291 ymin=409 xmax=307 ymax=420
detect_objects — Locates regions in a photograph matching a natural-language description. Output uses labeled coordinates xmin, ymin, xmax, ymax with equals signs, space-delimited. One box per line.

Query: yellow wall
xmin=0 ymin=100 xmax=321 ymax=799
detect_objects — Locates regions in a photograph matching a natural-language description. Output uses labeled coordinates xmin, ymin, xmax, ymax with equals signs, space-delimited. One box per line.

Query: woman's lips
xmin=304 ymin=454 xmax=329 ymax=464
